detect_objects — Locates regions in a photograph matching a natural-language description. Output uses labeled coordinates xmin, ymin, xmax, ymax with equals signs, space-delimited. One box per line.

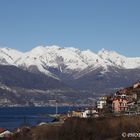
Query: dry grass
xmin=7 ymin=115 xmax=140 ymax=140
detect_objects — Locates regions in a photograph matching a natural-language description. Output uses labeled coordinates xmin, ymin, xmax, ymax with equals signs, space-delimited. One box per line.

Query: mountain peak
xmin=98 ymin=48 xmax=125 ymax=59
xmin=45 ymin=45 xmax=63 ymax=50
xmin=30 ymin=45 xmax=47 ymax=53
xmin=98 ymin=48 xmax=115 ymax=54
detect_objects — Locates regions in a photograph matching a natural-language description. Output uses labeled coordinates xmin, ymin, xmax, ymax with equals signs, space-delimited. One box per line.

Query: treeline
xmin=6 ymin=116 xmax=140 ymax=140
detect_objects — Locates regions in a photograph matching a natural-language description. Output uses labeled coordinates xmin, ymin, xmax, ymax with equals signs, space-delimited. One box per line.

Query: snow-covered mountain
xmin=0 ymin=45 xmax=140 ymax=106
xmin=0 ymin=45 xmax=140 ymax=79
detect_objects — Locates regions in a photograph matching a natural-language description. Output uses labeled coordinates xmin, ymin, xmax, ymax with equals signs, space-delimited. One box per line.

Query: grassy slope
xmin=8 ymin=116 xmax=140 ymax=140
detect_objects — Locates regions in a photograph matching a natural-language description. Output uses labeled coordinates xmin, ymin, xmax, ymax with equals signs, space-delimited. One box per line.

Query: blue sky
xmin=0 ymin=0 xmax=140 ymax=56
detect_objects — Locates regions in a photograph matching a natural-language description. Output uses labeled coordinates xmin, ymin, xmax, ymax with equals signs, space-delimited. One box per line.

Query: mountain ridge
xmin=0 ymin=45 xmax=140 ymax=80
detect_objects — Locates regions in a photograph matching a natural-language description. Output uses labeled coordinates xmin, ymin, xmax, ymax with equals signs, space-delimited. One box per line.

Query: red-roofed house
xmin=112 ymin=98 xmax=128 ymax=112
xmin=0 ymin=128 xmax=12 ymax=138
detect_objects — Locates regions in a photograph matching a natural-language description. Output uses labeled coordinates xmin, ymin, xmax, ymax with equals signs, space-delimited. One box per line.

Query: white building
xmin=0 ymin=130 xmax=12 ymax=138
xmin=96 ymin=97 xmax=107 ymax=109
xmin=82 ymin=109 xmax=98 ymax=118
xmin=82 ymin=109 xmax=90 ymax=118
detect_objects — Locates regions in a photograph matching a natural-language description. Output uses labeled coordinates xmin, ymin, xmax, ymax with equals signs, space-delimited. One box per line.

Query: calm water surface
xmin=0 ymin=107 xmax=77 ymax=130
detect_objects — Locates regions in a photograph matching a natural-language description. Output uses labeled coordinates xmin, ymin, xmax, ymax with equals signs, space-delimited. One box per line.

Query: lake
xmin=0 ymin=106 xmax=77 ymax=130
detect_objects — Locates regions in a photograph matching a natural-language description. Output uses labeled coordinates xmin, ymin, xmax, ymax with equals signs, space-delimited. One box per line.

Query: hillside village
xmin=65 ymin=81 xmax=140 ymax=119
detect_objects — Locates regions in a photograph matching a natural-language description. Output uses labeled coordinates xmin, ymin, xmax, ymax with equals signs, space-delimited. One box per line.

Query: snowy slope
xmin=16 ymin=46 xmax=88 ymax=73
xmin=0 ymin=47 xmax=23 ymax=64
xmin=0 ymin=45 xmax=140 ymax=78
xmin=15 ymin=46 xmax=109 ymax=72
xmin=98 ymin=49 xmax=140 ymax=69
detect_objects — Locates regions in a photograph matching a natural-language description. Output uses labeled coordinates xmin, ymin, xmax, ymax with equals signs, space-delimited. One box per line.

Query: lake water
xmin=0 ymin=107 xmax=77 ymax=130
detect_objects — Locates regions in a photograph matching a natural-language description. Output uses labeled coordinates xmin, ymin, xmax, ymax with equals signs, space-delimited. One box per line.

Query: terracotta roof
xmin=0 ymin=128 xmax=6 ymax=133
xmin=113 ymin=97 xmax=128 ymax=102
